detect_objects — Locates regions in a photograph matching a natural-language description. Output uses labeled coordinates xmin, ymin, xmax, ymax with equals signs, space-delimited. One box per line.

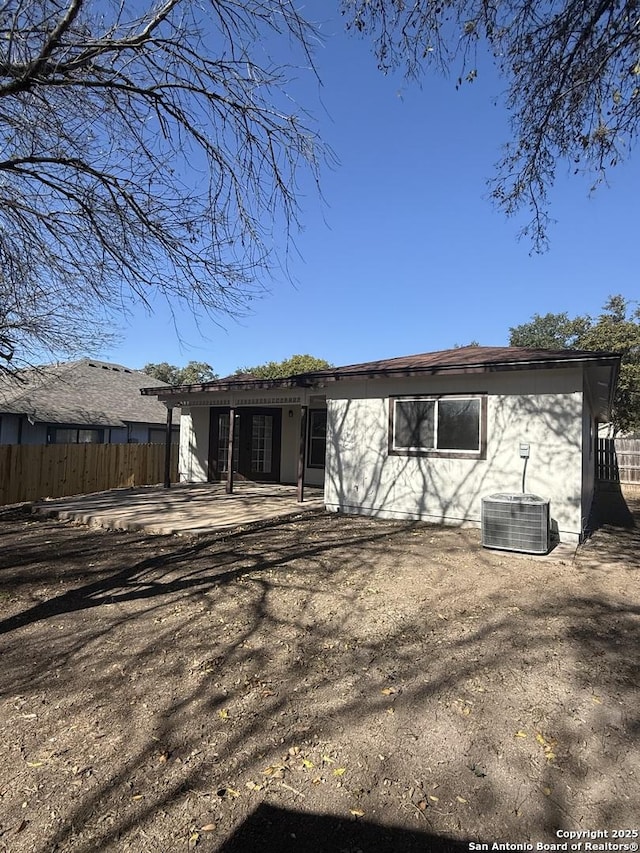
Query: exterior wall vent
xmin=481 ymin=493 xmax=550 ymax=555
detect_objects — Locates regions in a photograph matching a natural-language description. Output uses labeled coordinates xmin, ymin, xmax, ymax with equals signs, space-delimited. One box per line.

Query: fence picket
xmin=0 ymin=443 xmax=179 ymax=506
xmin=597 ymin=438 xmax=640 ymax=484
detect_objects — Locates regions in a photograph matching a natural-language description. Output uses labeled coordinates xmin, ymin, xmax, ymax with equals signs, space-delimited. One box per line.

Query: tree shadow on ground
xmin=588 ymin=484 xmax=636 ymax=530
xmin=0 ymin=506 xmax=638 ymax=853
xmin=216 ymin=803 xmax=475 ymax=852
xmin=0 ymin=509 xmax=407 ymax=637
xmin=581 ymin=494 xmax=639 ymax=569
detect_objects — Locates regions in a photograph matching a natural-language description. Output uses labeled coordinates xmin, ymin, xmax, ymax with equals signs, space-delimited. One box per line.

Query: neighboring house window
xmin=148 ymin=428 xmax=179 ymax=444
xmin=307 ymin=409 xmax=327 ymax=468
xmin=49 ymin=427 xmax=104 ymax=444
xmin=390 ymin=396 xmax=486 ymax=459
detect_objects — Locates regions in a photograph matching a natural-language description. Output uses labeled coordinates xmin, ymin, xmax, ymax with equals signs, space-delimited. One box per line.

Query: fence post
xmin=164 ymin=407 xmax=174 ymax=489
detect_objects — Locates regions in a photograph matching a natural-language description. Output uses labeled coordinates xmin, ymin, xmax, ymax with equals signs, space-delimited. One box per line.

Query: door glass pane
xmin=251 ymin=415 xmax=273 ymax=473
xmin=217 ymin=414 xmax=239 ymax=472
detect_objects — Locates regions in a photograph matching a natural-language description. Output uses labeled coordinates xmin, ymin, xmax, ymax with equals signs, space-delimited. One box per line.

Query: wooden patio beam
xmin=297 ymin=405 xmax=308 ymax=503
xmin=226 ymin=406 xmax=235 ymax=494
xmin=163 ymin=406 xmax=173 ymax=489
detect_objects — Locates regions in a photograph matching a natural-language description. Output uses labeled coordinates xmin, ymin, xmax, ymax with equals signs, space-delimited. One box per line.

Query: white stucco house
xmin=141 ymin=346 xmax=620 ymax=545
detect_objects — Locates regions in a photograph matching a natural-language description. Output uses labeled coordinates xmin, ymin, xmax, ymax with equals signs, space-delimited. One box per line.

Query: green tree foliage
xmin=143 ymin=361 xmax=218 ymax=386
xmin=509 ymin=314 xmax=591 ymax=350
xmin=342 ymin=0 xmax=640 ymax=249
xmin=579 ymin=297 xmax=640 ymax=436
xmin=235 ymin=354 xmax=333 ymax=380
xmin=509 ymin=296 xmax=640 ymax=434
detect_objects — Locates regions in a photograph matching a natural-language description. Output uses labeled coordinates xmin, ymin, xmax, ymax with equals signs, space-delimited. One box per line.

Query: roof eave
xmin=140 ymin=352 xmax=623 ymax=399
xmin=305 ymin=353 xmax=623 ymax=383
xmin=140 ymin=376 xmax=315 ymax=398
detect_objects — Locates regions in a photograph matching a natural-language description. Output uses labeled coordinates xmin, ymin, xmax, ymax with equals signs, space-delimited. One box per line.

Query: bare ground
xmin=0 ymin=499 xmax=638 ymax=852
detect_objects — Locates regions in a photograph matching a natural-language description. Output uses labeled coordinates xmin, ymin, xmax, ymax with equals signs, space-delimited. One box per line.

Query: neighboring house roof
xmin=0 ymin=359 xmax=173 ymax=428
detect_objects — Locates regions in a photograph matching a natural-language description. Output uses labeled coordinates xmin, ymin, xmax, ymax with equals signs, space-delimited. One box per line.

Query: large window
xmin=307 ymin=409 xmax=327 ymax=468
xmin=48 ymin=426 xmax=104 ymax=444
xmin=390 ymin=396 xmax=486 ymax=458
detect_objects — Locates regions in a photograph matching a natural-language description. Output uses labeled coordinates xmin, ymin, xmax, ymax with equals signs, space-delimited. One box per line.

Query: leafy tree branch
xmin=509 ymin=295 xmax=640 ymax=434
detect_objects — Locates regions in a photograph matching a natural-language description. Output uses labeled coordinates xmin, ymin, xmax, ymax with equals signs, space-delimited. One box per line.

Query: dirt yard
xmin=0 ymin=501 xmax=638 ymax=852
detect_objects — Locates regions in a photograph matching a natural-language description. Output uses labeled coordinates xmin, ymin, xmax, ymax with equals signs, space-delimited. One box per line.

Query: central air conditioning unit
xmin=481 ymin=493 xmax=550 ymax=555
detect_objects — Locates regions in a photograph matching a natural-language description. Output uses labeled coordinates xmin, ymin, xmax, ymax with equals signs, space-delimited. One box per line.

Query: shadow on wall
xmin=215 ymin=803 xmax=479 ymax=853
xmin=325 ymin=393 xmax=583 ymax=537
xmin=325 ymin=398 xmax=499 ymax=527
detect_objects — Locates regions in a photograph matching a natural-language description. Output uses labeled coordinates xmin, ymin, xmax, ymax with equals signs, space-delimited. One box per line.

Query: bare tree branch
xmin=341 ymin=0 xmax=640 ymax=249
xmin=0 ymin=0 xmax=327 ymax=373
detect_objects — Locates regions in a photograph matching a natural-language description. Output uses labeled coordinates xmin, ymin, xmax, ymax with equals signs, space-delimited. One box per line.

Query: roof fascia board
xmin=141 ymin=378 xmax=314 ymax=398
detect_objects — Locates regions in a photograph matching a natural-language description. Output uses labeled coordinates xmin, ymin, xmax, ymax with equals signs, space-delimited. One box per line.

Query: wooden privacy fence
xmin=597 ymin=438 xmax=640 ymax=484
xmin=0 ymin=443 xmax=179 ymax=506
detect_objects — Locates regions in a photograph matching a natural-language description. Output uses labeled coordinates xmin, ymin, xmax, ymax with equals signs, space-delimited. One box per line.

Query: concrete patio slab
xmin=33 ymin=482 xmax=325 ymax=535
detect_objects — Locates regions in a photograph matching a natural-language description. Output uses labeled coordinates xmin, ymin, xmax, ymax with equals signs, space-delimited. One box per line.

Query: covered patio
xmin=33 ymin=482 xmax=325 ymax=536
xmin=141 ymin=376 xmax=328 ymax=501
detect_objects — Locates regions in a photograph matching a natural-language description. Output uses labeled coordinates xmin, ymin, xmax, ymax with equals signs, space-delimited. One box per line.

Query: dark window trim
xmin=388 ymin=394 xmax=487 ymax=460
xmin=307 ymin=408 xmax=327 ymax=469
xmin=207 ymin=406 xmax=282 ymax=483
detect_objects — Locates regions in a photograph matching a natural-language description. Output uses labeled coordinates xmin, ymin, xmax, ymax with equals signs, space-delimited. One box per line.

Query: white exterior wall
xmin=179 ymin=408 xmax=210 ymax=482
xmin=324 ymin=368 xmax=585 ymax=544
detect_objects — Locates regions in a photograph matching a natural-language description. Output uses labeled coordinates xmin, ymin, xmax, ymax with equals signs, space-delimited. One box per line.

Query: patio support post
xmin=163 ymin=406 xmax=173 ymax=489
xmin=226 ymin=406 xmax=235 ymax=494
xmin=297 ymin=405 xmax=308 ymax=502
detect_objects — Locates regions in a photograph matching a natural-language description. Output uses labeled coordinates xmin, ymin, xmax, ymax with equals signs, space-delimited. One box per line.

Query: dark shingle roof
xmin=142 ymin=346 xmax=621 ymax=397
xmin=301 ymin=345 xmax=621 ymax=379
xmin=0 ymin=359 xmax=173 ymax=427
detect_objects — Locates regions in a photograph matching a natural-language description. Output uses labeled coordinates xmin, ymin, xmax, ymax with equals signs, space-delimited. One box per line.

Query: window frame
xmin=307 ymin=408 xmax=328 ymax=469
xmin=47 ymin=425 xmax=105 ymax=444
xmin=388 ymin=394 xmax=487 ymax=460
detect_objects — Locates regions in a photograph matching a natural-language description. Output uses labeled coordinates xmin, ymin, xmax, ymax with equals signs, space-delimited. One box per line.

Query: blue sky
xmin=107 ymin=5 xmax=639 ymax=376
